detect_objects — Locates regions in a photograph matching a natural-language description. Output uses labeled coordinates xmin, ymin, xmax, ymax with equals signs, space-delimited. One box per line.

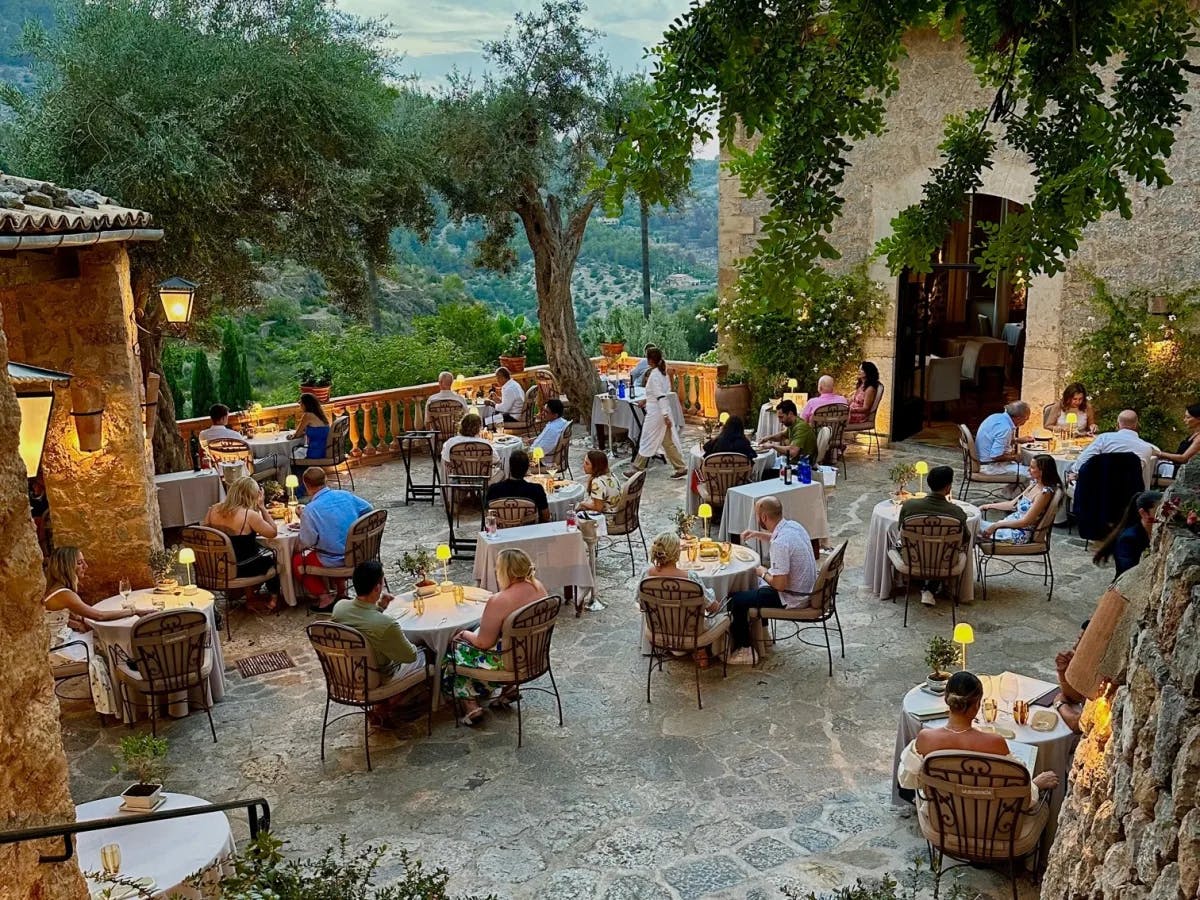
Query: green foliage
xmin=396 ymin=547 xmax=436 ymax=582
xmin=888 ymin=462 xmax=918 ymax=490
xmin=287 ymin=328 xmax=463 ymax=397
xmin=218 ymin=320 xmax=252 ymax=410
xmin=161 ymin=338 xmax=188 ymax=416
xmin=925 ymin=635 xmax=960 ymax=675
xmin=115 ymin=734 xmax=169 ymax=785
xmin=189 ymin=350 xmax=216 ymax=419
xmin=580 ymin=305 xmax=694 ymax=361
xmin=782 ymin=856 xmax=973 ymax=899
xmin=497 ymin=314 xmax=530 ymax=358
xmin=1069 ymin=277 xmax=1200 ymax=448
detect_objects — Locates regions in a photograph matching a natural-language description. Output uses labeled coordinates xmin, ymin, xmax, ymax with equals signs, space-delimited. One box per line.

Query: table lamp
xmin=718 ymin=412 xmax=729 ymax=426
xmin=914 ymin=460 xmax=929 ymax=497
xmin=178 ymin=547 xmax=196 ymax=594
xmin=531 ymin=445 xmax=545 ymax=472
xmin=285 ymin=474 xmax=299 ymax=505
xmin=1066 ymin=412 xmax=1078 ymax=441
xmin=953 ymin=623 xmax=974 ymax=671
xmin=436 ymin=543 xmax=452 ymax=589
xmin=698 ymin=503 xmax=713 ymax=540
xmin=787 ymin=378 xmax=798 ymax=391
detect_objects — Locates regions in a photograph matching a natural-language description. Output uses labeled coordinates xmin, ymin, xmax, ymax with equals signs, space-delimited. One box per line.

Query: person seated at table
xmin=978 ymin=453 xmax=1061 ymax=544
xmin=444 ymin=548 xmax=547 ymax=726
xmin=900 ymin=465 xmax=968 ymax=608
xmin=1092 ymin=490 xmax=1162 ymax=577
xmin=530 ymin=398 xmax=570 ymax=456
xmin=897 ymin=671 xmax=1059 ymax=804
xmin=848 ymin=361 xmax=881 ymax=425
xmin=441 ymin=413 xmax=500 ymax=478
xmin=1051 ymin=620 xmax=1090 ymax=734
xmin=200 ymin=403 xmax=281 ymax=473
xmin=333 ymin=561 xmax=425 ymax=727
xmin=645 ymin=530 xmax=717 ymax=611
xmin=580 ymin=449 xmax=623 ymax=515
xmin=202 ymin=476 xmax=280 ymax=611
xmin=628 ymin=343 xmax=656 ymax=387
xmin=294 ymin=467 xmax=373 ymax=612
xmin=288 ymin=392 xmax=330 ymax=460
xmin=1043 ymin=382 xmax=1096 ymax=433
xmin=1151 ymin=402 xmax=1200 ymax=479
xmin=975 ymin=401 xmax=1033 ymax=490
xmin=703 ymin=414 xmax=755 ymax=460
xmin=1069 ymin=409 xmax=1158 ymax=490
xmin=758 ymin=399 xmax=817 ymax=479
xmin=483 ymin=366 xmax=524 ymax=426
xmin=725 ymin=496 xmax=817 ymax=666
xmin=800 ymin=375 xmax=849 ymax=423
xmin=424 ymin=371 xmax=469 ymax=418
xmin=485 ymin=449 xmax=550 ymax=523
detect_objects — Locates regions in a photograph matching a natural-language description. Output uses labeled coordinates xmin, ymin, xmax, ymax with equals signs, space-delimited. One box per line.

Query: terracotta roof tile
xmin=0 ymin=172 xmax=154 ymax=235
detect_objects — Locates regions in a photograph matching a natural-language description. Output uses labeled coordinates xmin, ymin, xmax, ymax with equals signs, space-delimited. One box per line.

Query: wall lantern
xmin=8 ymin=362 xmax=72 ymax=477
xmin=158 ymin=277 xmax=198 ymax=325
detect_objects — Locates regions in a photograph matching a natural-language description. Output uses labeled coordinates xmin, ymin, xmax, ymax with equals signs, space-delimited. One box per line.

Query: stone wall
xmin=718 ymin=29 xmax=1200 ymax=437
xmin=0 ymin=244 xmax=161 ymax=596
xmin=1041 ymin=463 xmax=1200 ymax=898
xmin=0 ymin=297 xmax=89 ymax=898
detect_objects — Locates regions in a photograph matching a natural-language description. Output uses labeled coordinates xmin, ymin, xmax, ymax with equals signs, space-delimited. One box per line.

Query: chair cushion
xmin=225 ymin=567 xmax=279 ymax=590
xmin=979 ymin=541 xmax=1049 ymax=557
xmin=114 ymin=649 xmax=213 ymax=685
xmin=366 ymin=662 xmax=430 ymax=703
xmin=753 ymin=604 xmax=824 ymax=622
xmin=293 ymin=457 xmax=338 ymax=467
xmin=887 ymin=549 xmax=968 ymax=577
xmin=453 ymin=664 xmax=518 ymax=684
xmin=295 ymin=564 xmax=353 ymax=579
xmin=970 ymin=471 xmax=1024 ymax=483
xmin=51 ymin=659 xmax=89 ymax=678
xmin=642 ymin=616 xmax=730 ymax=652
xmin=918 ymin=796 xmax=1048 ymax=859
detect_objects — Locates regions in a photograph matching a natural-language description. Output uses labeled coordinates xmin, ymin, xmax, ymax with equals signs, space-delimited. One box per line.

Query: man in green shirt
xmin=898 ymin=465 xmax=968 ymax=607
xmin=759 ymin=399 xmax=818 ymax=479
xmin=333 ymin=561 xmax=422 ymax=678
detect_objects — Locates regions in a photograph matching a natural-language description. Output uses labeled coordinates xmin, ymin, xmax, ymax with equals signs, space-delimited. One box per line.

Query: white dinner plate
xmin=733 ymin=546 xmax=756 ymax=562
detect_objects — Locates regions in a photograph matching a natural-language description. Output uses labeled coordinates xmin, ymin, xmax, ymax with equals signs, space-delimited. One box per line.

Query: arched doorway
xmin=891 ymin=192 xmax=1028 ymax=442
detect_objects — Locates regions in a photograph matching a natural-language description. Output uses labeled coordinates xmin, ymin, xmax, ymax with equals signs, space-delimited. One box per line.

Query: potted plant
xmin=299 ymin=365 xmax=333 ymax=402
xmin=599 ymin=332 xmax=626 ymax=359
xmin=115 ymin=734 xmax=169 ymax=810
xmin=149 ymin=546 xmax=178 ymax=591
xmin=261 ymin=479 xmax=286 ymax=505
xmin=397 ymin=548 xmax=438 ymax=598
xmin=888 ymin=462 xmax=918 ymax=501
xmin=715 ymin=370 xmax=752 ymax=422
xmin=670 ymin=507 xmax=697 ymax=542
xmin=496 ymin=314 xmax=529 ymax=372
xmin=924 ymin=635 xmax=960 ymax=694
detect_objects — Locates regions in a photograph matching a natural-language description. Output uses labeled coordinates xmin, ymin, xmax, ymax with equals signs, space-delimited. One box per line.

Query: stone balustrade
xmin=175 ymin=357 xmax=723 ymax=469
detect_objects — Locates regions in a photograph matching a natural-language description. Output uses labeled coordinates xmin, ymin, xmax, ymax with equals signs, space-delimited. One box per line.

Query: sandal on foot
xmin=459 ymin=706 xmax=485 ymax=726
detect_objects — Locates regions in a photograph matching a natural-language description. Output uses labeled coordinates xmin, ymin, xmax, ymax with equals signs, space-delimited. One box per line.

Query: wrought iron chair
xmin=814 ymin=427 xmax=832 ymax=474
xmin=886 ymin=515 xmax=968 ymax=626
xmin=295 ymin=509 xmax=388 ymax=602
xmin=449 ymin=595 xmax=564 ymax=748
xmin=749 ymin=540 xmax=848 ymax=675
xmin=917 ymin=750 xmax=1050 ymax=900
xmin=638 ymin=576 xmax=729 ymax=709
xmin=975 ymin=489 xmax=1063 ymax=602
xmin=182 ymin=525 xmax=278 ymax=640
xmin=425 ymin=399 xmax=465 ymax=450
xmin=291 ymin=414 xmax=354 ymax=491
xmin=499 ymin=385 xmax=541 ymax=440
xmin=606 ymin=469 xmax=648 ymax=575
xmin=547 ymin=422 xmax=574 ymax=479
xmin=441 ymin=478 xmax=488 ymax=559
xmin=843 ymin=383 xmax=886 ymax=459
xmin=697 ymin=452 xmax=753 ymax=520
xmin=111 ymin=609 xmax=216 ymax=741
xmin=956 ymin=424 xmax=1025 ymax=501
xmin=446 ymin=441 xmax=496 ymax=524
xmin=307 ymin=622 xmax=434 ymax=771
xmin=49 ymin=637 xmax=103 ymax=722
xmin=810 ymin=402 xmax=850 ymax=475
xmin=206 ymin=437 xmax=278 ymax=484
xmin=488 ymin=497 xmax=538 ymax=528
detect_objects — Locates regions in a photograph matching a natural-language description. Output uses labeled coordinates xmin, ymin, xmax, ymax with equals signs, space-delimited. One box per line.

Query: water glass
xmin=686 ymin=541 xmax=698 ymax=563
xmin=719 ymin=542 xmax=732 ymax=564
xmin=983 ymin=698 xmax=999 ymax=723
xmin=453 ymin=585 xmax=465 ymax=605
xmin=119 ymin=578 xmax=132 ymax=609
xmin=100 ymin=843 xmax=121 ymax=875
xmin=485 ymin=514 xmax=498 ymax=536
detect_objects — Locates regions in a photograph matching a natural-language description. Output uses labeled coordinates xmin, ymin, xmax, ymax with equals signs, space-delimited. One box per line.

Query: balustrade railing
xmin=175 ymin=358 xmax=723 ymax=469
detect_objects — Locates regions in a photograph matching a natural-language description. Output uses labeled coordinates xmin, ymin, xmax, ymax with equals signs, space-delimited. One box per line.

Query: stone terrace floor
xmin=60 ymin=427 xmax=1112 ymax=899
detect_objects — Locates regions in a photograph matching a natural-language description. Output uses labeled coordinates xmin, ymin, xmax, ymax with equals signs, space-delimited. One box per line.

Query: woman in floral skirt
xmin=443 ymin=549 xmax=547 ymax=726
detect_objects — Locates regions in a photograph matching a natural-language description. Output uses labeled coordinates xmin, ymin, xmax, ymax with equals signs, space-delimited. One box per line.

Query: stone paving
xmin=59 ymin=428 xmax=1113 ymax=899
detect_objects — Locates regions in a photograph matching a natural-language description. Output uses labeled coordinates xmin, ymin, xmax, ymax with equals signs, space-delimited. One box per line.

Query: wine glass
xmin=100 ymin=843 xmax=121 ymax=875
xmin=119 ymin=578 xmax=132 ymax=609
xmin=982 ymin=699 xmax=999 ymax=724
xmin=999 ymin=672 xmax=1019 ymax=714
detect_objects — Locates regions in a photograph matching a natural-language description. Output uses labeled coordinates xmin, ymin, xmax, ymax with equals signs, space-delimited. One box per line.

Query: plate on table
xmin=495 ymin=435 xmax=521 ymax=445
xmin=732 ymin=546 xmax=757 ymax=562
xmin=978 ymin=723 xmax=1016 ymax=739
xmin=1029 ymin=709 xmax=1060 ymax=732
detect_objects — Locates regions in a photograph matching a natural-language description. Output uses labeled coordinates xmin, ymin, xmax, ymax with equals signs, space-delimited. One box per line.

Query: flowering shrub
xmin=1159 ymin=496 xmax=1200 ymax=530
xmin=1069 ymin=277 xmax=1200 ymax=448
xmin=713 ymin=261 xmax=887 ymax=398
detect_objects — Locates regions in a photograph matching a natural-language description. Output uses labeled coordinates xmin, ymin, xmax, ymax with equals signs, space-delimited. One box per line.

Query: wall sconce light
xmin=158 ymin=277 xmax=198 ymax=325
xmin=9 ymin=362 xmax=72 ymax=477
xmin=69 ymin=382 xmax=105 ymax=453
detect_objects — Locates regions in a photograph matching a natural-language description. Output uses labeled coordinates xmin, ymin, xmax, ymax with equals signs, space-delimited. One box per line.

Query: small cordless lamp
xmin=1066 ymin=412 xmax=1078 ymax=434
xmin=436 ymin=543 xmax=452 ymax=588
xmin=531 ymin=445 xmax=545 ymax=472
xmin=914 ymin=460 xmax=929 ymax=497
xmin=952 ymin=623 xmax=974 ymax=671
xmin=178 ymin=547 xmax=197 ymax=594
xmin=285 ymin=474 xmax=299 ymax=505
xmin=718 ymin=411 xmax=729 ymax=425
xmin=698 ymin=503 xmax=713 ymax=540
xmin=787 ymin=378 xmax=798 ymax=391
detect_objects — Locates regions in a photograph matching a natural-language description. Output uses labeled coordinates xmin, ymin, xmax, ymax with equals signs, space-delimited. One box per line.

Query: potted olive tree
xmin=888 ymin=462 xmax=918 ymax=502
xmin=116 ymin=734 xmax=169 ymax=811
xmin=398 ymin=548 xmax=438 ymax=599
xmin=149 ymin=546 xmax=178 ymax=592
xmin=924 ymin=635 xmax=960 ymax=694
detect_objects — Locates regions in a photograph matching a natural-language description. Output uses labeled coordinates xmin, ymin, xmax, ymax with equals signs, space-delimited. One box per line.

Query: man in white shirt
xmin=1070 ymin=409 xmax=1158 ymax=488
xmin=483 ymin=367 xmax=525 ymax=427
xmin=198 ymin=403 xmax=278 ymax=473
xmin=530 ymin=398 xmax=570 ymax=456
xmin=628 ymin=343 xmax=655 ymax=388
xmin=424 ymin=371 xmax=468 ymax=418
xmin=975 ymin=401 xmax=1032 ymax=483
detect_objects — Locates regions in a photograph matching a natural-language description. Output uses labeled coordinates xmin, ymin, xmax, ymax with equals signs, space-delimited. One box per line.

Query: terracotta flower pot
xmin=499 ymin=355 xmax=526 ymax=373
xmin=600 ymin=341 xmax=626 ymax=357
xmin=300 ymin=385 xmax=332 ymax=402
xmin=715 ymin=382 xmax=752 ymax=423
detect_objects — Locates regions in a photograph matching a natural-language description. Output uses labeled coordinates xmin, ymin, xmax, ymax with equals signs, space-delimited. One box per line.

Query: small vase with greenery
xmin=149 ymin=546 xmax=178 ymax=589
xmin=888 ymin=462 xmax=917 ymax=500
xmin=670 ymin=507 xmax=696 ymax=540
xmin=260 ymin=479 xmax=285 ymax=505
xmin=924 ymin=636 xmax=961 ymax=693
xmin=115 ymin=734 xmax=169 ymax=809
xmin=397 ymin=548 xmax=438 ymax=598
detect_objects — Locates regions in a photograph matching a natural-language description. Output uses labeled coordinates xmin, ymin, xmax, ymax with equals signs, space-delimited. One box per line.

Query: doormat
xmin=236 ymin=650 xmax=295 ymax=679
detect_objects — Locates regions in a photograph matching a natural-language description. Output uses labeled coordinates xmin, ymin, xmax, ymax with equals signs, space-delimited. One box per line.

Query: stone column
xmin=0 ymin=300 xmax=89 ymax=898
xmin=0 ymin=244 xmax=161 ymax=596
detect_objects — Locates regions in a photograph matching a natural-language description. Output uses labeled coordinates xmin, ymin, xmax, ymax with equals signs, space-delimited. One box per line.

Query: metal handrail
xmin=0 ymin=796 xmax=271 ymax=864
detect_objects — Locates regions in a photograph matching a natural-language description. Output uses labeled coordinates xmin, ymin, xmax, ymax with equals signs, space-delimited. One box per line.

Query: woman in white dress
xmin=626 ymin=348 xmax=686 ymax=478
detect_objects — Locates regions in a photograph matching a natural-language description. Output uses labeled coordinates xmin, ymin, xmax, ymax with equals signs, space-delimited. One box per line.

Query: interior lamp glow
xmin=698 ymin=503 xmax=713 ymax=539
xmin=436 ymin=543 xmax=452 ymax=587
xmin=158 ymin=277 xmax=197 ymax=325
xmin=17 ymin=390 xmax=55 ymax=478
xmin=914 ymin=460 xmax=929 ymax=496
xmin=178 ymin=547 xmax=197 ymax=593
xmin=952 ymin=623 xmax=975 ymax=671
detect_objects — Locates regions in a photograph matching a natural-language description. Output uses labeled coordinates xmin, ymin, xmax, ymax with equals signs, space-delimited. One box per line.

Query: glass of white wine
xmin=100 ymin=842 xmax=122 ymax=875
xmin=119 ymin=578 xmax=132 ymax=610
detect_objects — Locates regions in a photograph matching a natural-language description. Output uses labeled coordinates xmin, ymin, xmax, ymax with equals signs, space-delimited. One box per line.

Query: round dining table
xmin=245 ymin=431 xmax=301 ymax=465
xmin=678 ymin=543 xmax=761 ymax=602
xmin=1020 ymin=441 xmax=1089 ymax=523
xmin=385 ymin=585 xmax=488 ymax=709
xmin=863 ymin=497 xmax=982 ymax=602
xmin=264 ymin=524 xmax=301 ymax=606
xmin=547 ymin=481 xmax=586 ymax=521
xmin=77 ymin=792 xmax=235 ymax=898
xmin=684 ymin=445 xmax=777 ymax=515
xmin=488 ymin=434 xmax=526 ymax=477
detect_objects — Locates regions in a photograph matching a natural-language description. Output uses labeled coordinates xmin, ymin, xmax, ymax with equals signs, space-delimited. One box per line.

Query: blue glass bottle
xmin=798 ymin=455 xmax=812 ymax=485
xmin=617 ymin=380 xmax=626 ymax=399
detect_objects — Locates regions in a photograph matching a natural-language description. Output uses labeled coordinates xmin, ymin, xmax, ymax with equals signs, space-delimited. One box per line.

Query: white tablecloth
xmin=386 ymin=585 xmax=488 ymax=664
xmin=264 ymin=528 xmax=300 ymax=606
xmin=680 ymin=544 xmax=761 ymax=601
xmin=892 ymin=673 xmax=1077 ymax=841
xmin=590 ymin=389 xmax=684 ymax=445
xmin=90 ymin=589 xmax=225 ymax=724
xmin=547 ymin=482 xmax=587 ymax=521
xmin=717 ymin=480 xmax=830 ymax=544
xmin=473 ymin=522 xmax=593 ymax=597
xmin=756 ymin=402 xmax=778 ymax=439
xmin=685 ymin=445 xmax=777 ymax=515
xmin=489 ymin=435 xmax=525 ymax=477
xmin=77 ymin=792 xmax=235 ymax=899
xmin=863 ymin=498 xmax=982 ymax=602
xmin=155 ymin=471 xmax=222 ymax=529
xmin=246 ymin=432 xmax=301 ymax=464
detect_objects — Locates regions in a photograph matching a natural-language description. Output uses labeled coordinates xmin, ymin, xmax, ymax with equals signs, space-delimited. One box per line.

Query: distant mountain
xmin=0 ymin=0 xmax=50 ymax=67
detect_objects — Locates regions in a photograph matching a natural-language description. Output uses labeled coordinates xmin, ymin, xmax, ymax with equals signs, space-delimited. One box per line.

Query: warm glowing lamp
xmin=698 ymin=502 xmax=713 ymax=540
xmin=436 ymin=543 xmax=452 ymax=588
xmin=178 ymin=547 xmax=197 ymax=593
xmin=914 ymin=460 xmax=929 ymax=497
xmin=10 ymin=362 xmax=72 ymax=477
xmin=1065 ymin=411 xmax=1078 ymax=435
xmin=531 ymin=445 xmax=545 ymax=472
xmin=952 ymin=623 xmax=974 ymax=671
xmin=158 ymin=277 xmax=197 ymax=325
xmin=718 ymin=412 xmax=729 ymax=425
xmin=787 ymin=378 xmax=798 ymax=391
xmin=285 ymin=473 xmax=299 ymax=505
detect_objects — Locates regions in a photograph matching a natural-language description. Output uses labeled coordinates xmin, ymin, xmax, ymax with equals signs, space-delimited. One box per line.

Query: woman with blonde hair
xmin=643 ymin=533 xmax=725 ymax=671
xmin=202 ymin=475 xmax=279 ymax=609
xmin=444 ymin=548 xmax=547 ymax=726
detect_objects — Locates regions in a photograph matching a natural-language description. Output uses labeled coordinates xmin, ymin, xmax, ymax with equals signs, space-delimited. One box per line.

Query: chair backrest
xmin=181 ymin=525 xmax=238 ymax=590
xmin=1074 ymin=451 xmax=1145 ymax=540
xmin=488 ymin=497 xmax=538 ymax=528
xmin=919 ymin=750 xmax=1035 ymax=862
xmin=698 ymin=452 xmax=753 ymax=507
xmin=328 ymin=415 xmax=351 ymax=462
xmin=638 ymin=576 xmax=707 ymax=648
xmin=924 ymin=356 xmax=964 ymax=402
xmin=815 ymin=427 xmax=832 ymax=467
xmin=1029 ymin=488 xmax=1063 ymax=548
xmin=129 ymin=609 xmax=209 ymax=694
xmin=975 ymin=340 xmax=1008 ymax=370
xmin=206 ymin=437 xmax=252 ymax=467
xmin=808 ymin=540 xmax=848 ymax=617
xmin=957 ymin=424 xmax=982 ymax=475
xmin=307 ymin=621 xmax=373 ymax=702
xmin=522 ymin=385 xmax=541 ymax=427
xmin=535 ymin=370 xmax=559 ymax=403
xmin=868 ymin=382 xmax=885 ymax=417
xmin=550 ymin=422 xmax=573 ymax=472
xmin=497 ymin=595 xmax=561 ymax=682
xmin=427 ymin=399 xmax=465 ymax=445
xmin=609 ymin=469 xmax=646 ymax=535
xmin=449 ymin=440 xmax=495 ymax=478
xmin=1042 ymin=403 xmax=1056 ymax=427
xmin=897 ymin=515 xmax=967 ymax=579
xmin=810 ymin=403 xmax=850 ymax=453
xmin=344 ymin=509 xmax=388 ymax=569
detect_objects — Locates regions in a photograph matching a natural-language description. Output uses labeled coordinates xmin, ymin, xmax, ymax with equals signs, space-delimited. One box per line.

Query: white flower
xmin=1128 ymin=333 xmax=1137 ymax=340
xmin=1106 ymin=361 xmax=1114 ymax=369
xmin=1169 ymin=314 xmax=1177 ymax=321
xmin=1088 ymin=316 xmax=1096 ymax=322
